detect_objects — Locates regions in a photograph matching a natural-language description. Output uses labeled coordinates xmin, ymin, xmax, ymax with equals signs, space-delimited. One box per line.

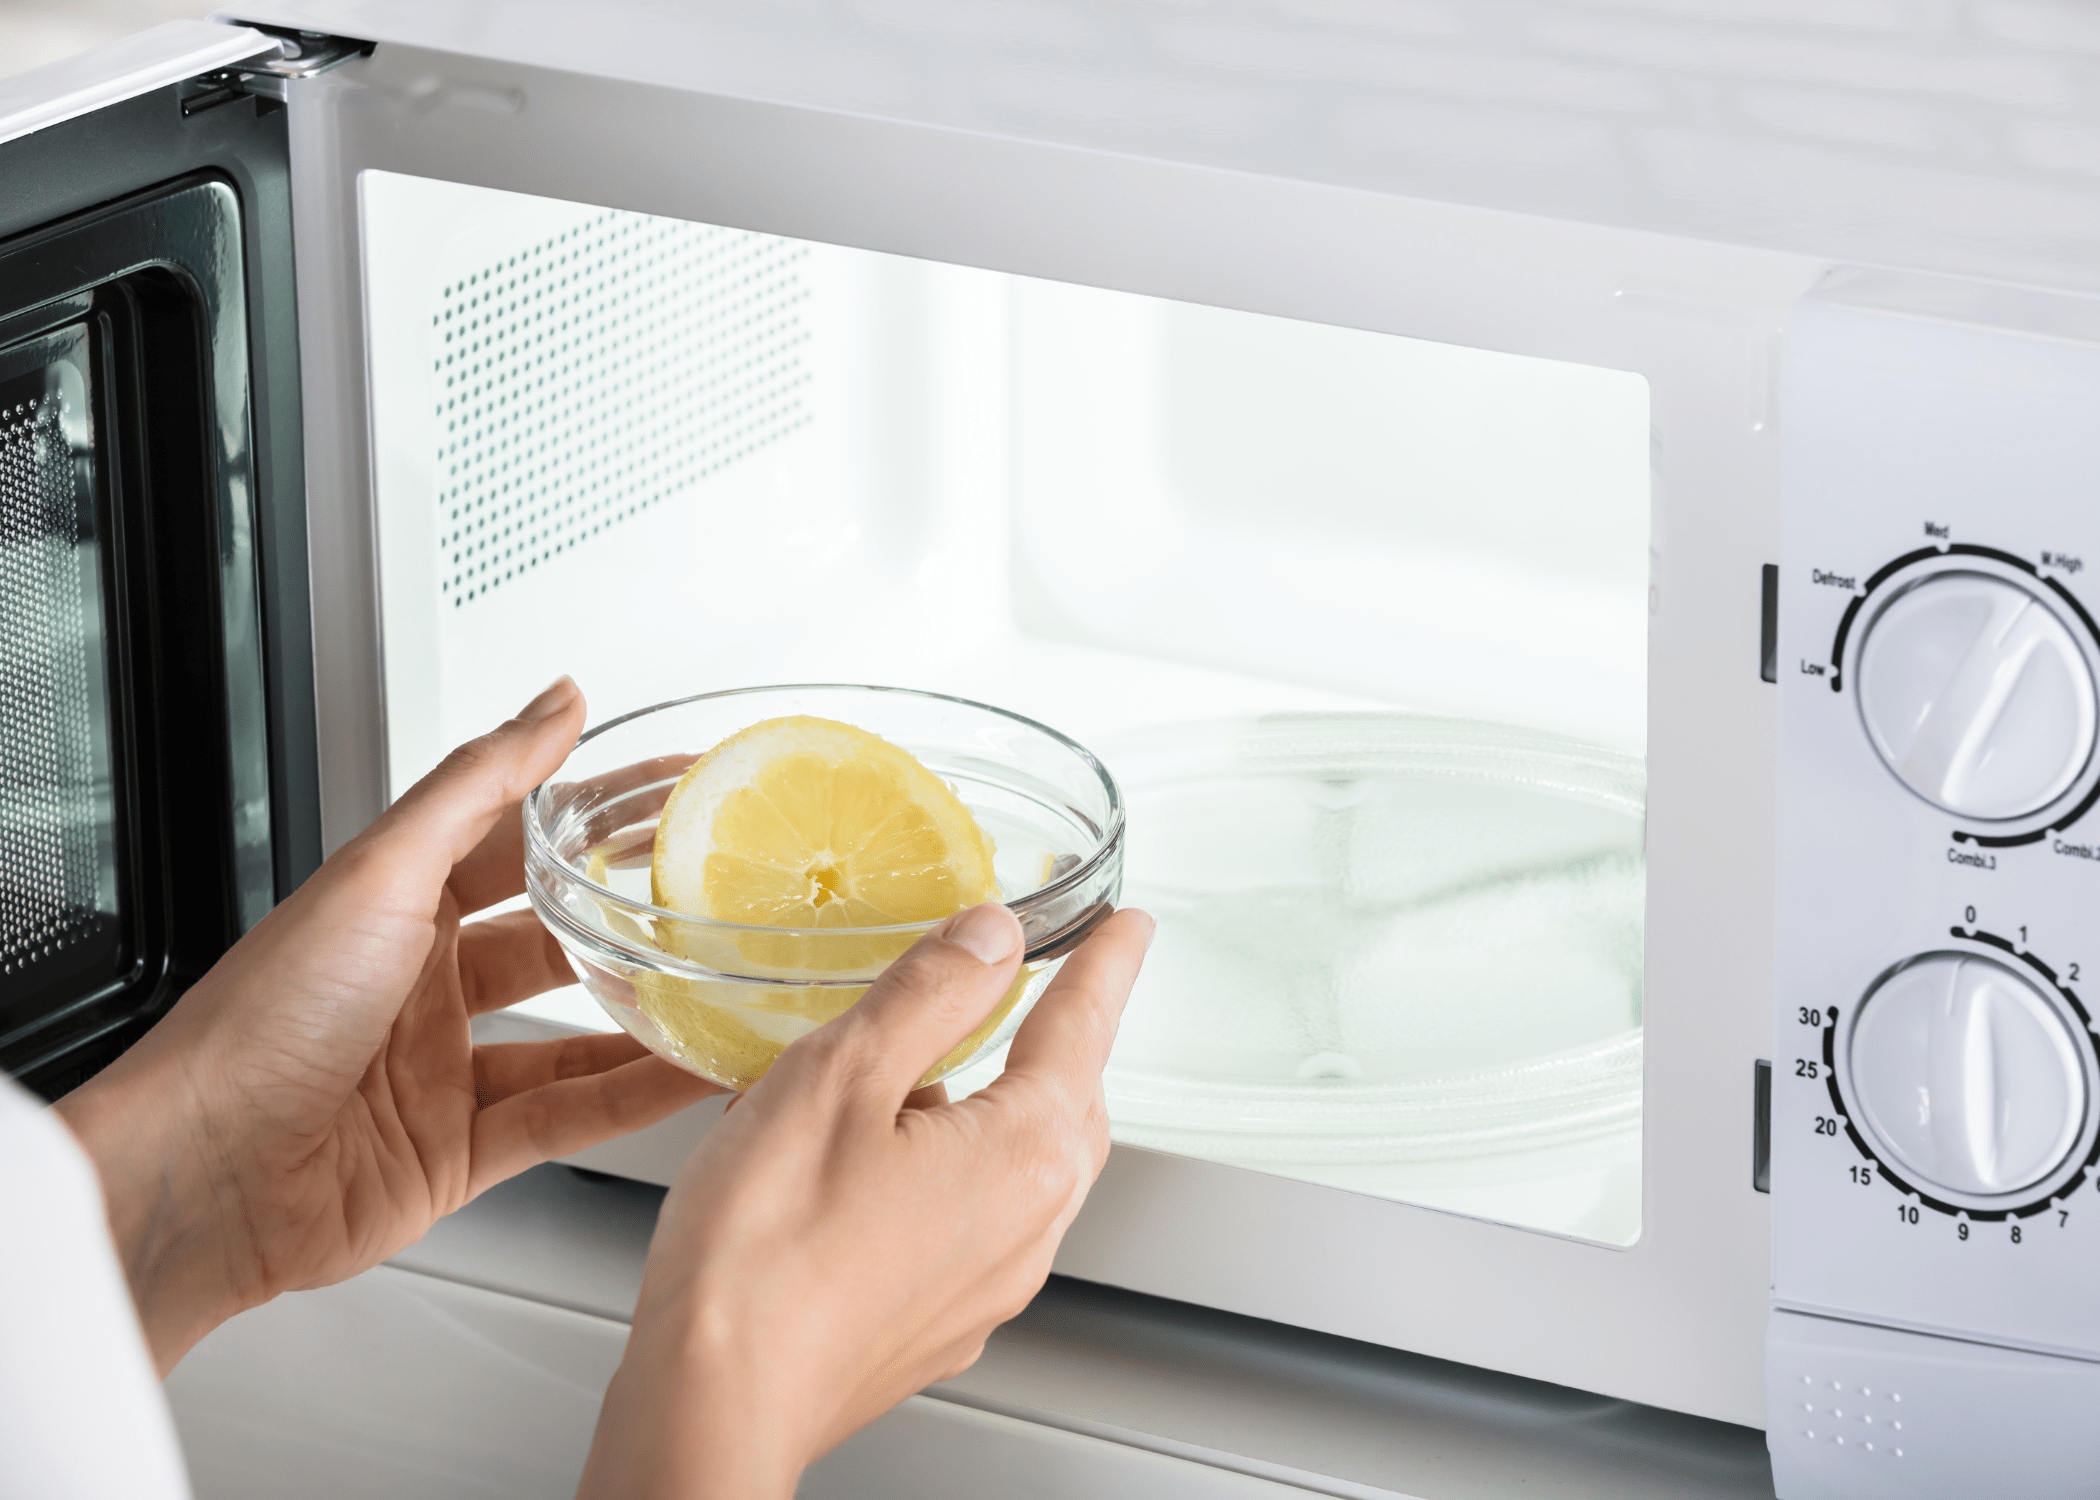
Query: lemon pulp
xmin=637 ymin=715 xmax=1024 ymax=1088
xmin=653 ymin=715 xmax=997 ymax=933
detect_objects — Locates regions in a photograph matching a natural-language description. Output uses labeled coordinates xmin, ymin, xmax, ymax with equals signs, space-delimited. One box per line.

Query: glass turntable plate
xmin=1095 ymin=713 xmax=1644 ymax=1246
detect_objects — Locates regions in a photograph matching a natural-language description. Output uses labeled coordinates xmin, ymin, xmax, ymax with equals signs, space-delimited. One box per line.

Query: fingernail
xmin=1142 ymin=912 xmax=1158 ymax=953
xmin=943 ymin=901 xmax=1018 ymax=965
xmin=518 ymin=676 xmax=578 ymax=722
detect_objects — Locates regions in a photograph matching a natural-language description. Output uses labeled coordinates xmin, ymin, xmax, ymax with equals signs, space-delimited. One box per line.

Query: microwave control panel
xmin=1773 ymin=282 xmax=2100 ymax=1368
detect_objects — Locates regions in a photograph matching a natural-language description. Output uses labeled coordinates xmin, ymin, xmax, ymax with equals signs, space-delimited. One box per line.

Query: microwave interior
xmin=362 ymin=173 xmax=1653 ymax=1248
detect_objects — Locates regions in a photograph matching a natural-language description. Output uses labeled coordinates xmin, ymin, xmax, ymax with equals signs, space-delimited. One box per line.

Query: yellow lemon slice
xmin=651 ymin=715 xmax=997 ymax=933
xmin=637 ymin=715 xmax=1023 ymax=1089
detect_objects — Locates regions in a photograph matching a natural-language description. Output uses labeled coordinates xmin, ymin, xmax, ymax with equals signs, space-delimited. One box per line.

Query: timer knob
xmin=1848 ymin=954 xmax=2087 ymax=1198
xmin=1856 ymin=572 xmax=2095 ymax=820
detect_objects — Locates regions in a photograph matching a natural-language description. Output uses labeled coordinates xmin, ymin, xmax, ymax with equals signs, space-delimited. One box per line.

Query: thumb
xmin=331 ymin=676 xmax=587 ymax=908
xmin=789 ymin=902 xmax=1022 ymax=1109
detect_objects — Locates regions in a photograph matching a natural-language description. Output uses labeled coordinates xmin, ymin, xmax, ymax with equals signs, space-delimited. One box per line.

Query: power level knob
xmin=1857 ymin=572 xmax=2095 ymax=820
xmin=1849 ymin=954 xmax=2087 ymax=1198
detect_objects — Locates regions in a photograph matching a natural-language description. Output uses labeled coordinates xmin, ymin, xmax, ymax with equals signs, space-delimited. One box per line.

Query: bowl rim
xmin=524 ymin=683 xmax=1126 ymax=942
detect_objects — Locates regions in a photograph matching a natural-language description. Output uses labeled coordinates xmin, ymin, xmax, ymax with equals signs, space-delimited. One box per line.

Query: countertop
xmin=391 ymin=1163 xmax=1776 ymax=1500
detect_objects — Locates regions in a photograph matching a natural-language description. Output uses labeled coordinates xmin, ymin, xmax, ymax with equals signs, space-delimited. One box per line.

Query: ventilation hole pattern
xmin=0 ymin=394 xmax=107 ymax=979
xmin=436 ymin=213 xmax=812 ymax=606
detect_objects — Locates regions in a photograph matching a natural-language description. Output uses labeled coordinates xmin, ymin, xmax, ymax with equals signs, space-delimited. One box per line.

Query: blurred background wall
xmin=1 ymin=0 xmax=212 ymax=79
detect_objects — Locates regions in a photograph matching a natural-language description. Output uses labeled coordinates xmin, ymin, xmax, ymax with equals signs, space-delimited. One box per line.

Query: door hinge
xmin=181 ymin=26 xmax=372 ymax=116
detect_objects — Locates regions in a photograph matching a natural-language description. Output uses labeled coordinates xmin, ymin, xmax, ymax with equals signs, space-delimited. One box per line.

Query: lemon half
xmin=652 ymin=715 xmax=997 ymax=932
xmin=635 ymin=715 xmax=1026 ymax=1089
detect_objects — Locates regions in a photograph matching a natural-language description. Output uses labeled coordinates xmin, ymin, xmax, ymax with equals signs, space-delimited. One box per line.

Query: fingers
xmin=447 ymin=803 xmax=529 ymax=915
xmin=972 ymin=909 xmax=1151 ymax=1243
xmin=784 ymin=902 xmax=1022 ymax=1110
xmin=472 ymin=1030 xmax=655 ymax=1105
xmin=334 ymin=677 xmax=587 ymax=914
xmin=455 ymin=748 xmax=689 ymax=916
xmin=567 ymin=753 xmax=699 ymax=850
xmin=559 ymin=751 xmax=698 ymax=808
xmin=457 ymin=909 xmax=578 ymax=1016
xmin=993 ymin=907 xmax=1153 ymax=1110
xmin=469 ymin=1046 xmax=722 ymax=1195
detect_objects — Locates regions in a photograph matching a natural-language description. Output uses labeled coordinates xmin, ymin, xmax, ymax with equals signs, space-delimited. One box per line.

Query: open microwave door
xmin=237 ymin=1 xmax=1791 ymax=1426
xmin=0 ymin=24 xmax=323 ymax=1093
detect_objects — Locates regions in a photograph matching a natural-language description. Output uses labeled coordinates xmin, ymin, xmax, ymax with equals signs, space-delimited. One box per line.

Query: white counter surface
xmin=205 ymin=1162 xmax=1780 ymax=1500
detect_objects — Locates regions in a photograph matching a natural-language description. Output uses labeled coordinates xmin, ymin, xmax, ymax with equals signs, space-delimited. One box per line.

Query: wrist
xmin=582 ymin=1283 xmax=810 ymax=1500
xmin=56 ymin=1058 xmax=249 ymax=1372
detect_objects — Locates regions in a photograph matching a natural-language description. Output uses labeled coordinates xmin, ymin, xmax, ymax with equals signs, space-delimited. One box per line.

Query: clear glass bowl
xmin=525 ymin=685 xmax=1124 ymax=1091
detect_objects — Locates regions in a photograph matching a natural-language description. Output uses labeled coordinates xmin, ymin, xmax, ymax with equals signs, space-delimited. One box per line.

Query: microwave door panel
xmin=273 ymin=25 xmax=1820 ymax=1429
xmin=0 ymin=25 xmax=318 ymax=1091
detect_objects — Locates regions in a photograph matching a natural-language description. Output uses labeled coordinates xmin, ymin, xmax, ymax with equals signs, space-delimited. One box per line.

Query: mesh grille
xmin=0 ymin=389 xmax=108 ymax=981
xmin=435 ymin=212 xmax=812 ymax=606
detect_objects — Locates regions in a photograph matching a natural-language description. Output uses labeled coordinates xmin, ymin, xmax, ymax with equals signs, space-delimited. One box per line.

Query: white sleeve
xmin=0 ymin=1073 xmax=192 ymax=1500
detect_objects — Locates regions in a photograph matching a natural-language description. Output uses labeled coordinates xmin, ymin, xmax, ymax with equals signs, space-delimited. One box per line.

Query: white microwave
xmin=7 ymin=9 xmax=2100 ymax=1496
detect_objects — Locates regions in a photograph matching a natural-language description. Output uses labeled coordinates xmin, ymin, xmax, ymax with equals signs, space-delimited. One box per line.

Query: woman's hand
xmin=58 ymin=678 xmax=719 ymax=1372
xmin=578 ymin=899 xmax=1152 ymax=1500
